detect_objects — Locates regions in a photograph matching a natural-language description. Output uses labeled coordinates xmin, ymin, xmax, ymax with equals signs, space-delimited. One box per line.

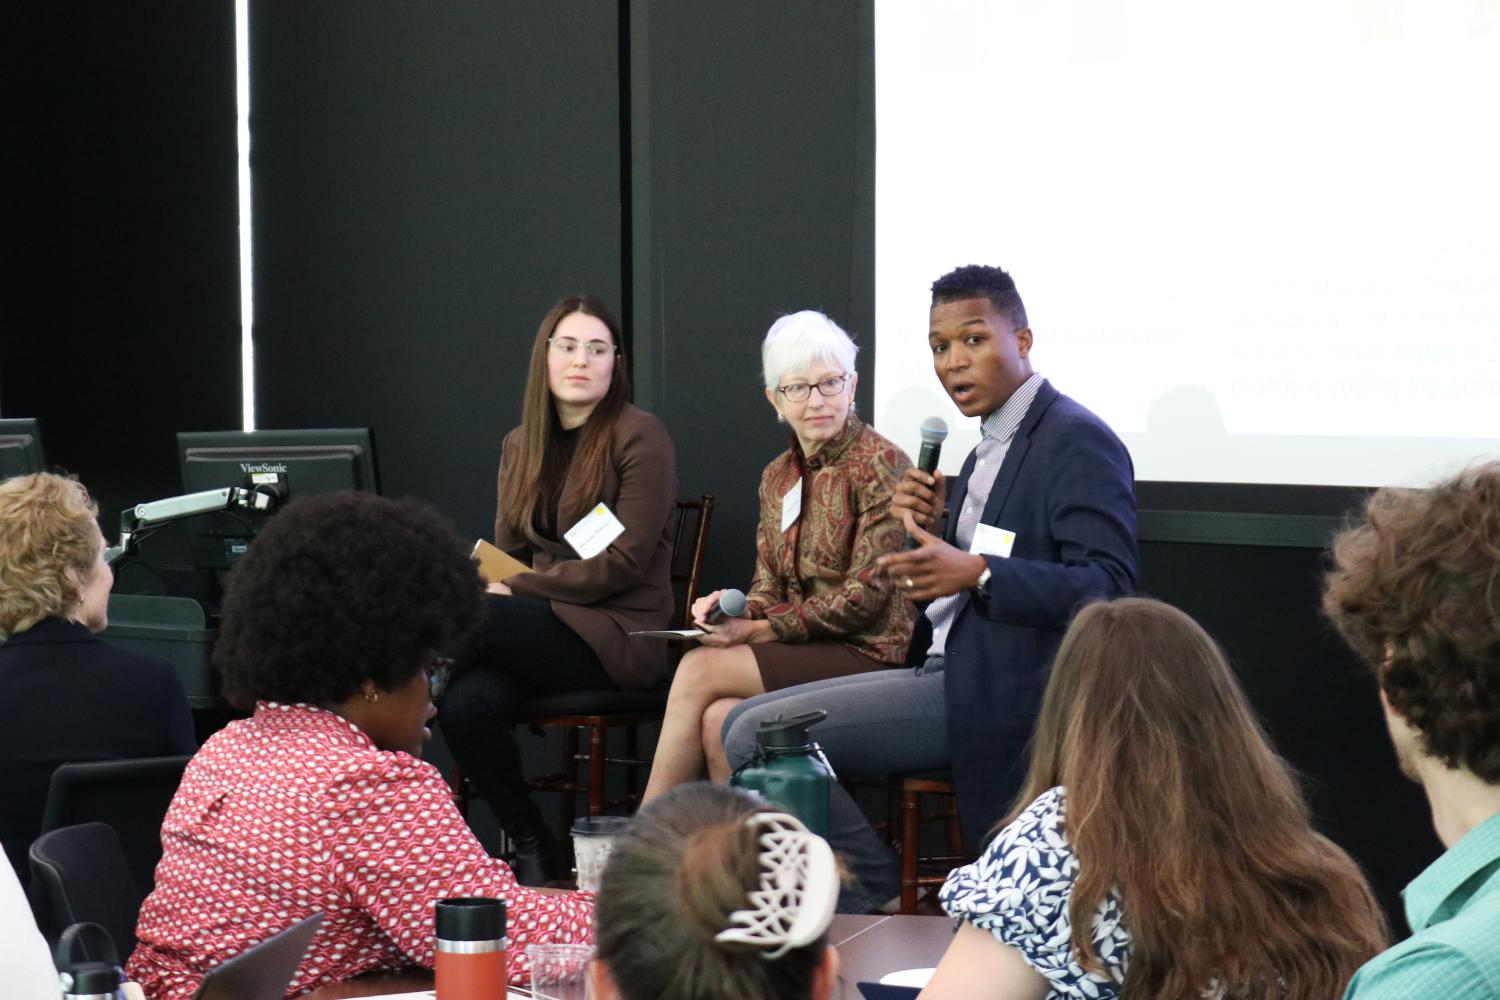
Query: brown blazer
xmin=494 ymin=404 xmax=678 ymax=689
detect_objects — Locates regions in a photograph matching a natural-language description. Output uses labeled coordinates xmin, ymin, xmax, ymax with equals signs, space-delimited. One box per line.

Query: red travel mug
xmin=435 ymin=897 xmax=508 ymax=1000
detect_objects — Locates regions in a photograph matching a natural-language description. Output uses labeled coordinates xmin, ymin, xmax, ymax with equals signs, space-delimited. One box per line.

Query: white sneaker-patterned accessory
xmin=714 ymin=811 xmax=839 ymax=959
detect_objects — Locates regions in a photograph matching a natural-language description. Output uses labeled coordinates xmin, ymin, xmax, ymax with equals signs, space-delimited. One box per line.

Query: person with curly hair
xmin=1323 ymin=462 xmax=1500 ymax=1000
xmin=923 ymin=597 xmax=1387 ymax=1000
xmin=593 ymin=783 xmax=842 ymax=1000
xmin=440 ymin=294 xmax=679 ymax=885
xmin=0 ymin=472 xmax=194 ymax=885
xmin=126 ymin=492 xmax=593 ymax=1000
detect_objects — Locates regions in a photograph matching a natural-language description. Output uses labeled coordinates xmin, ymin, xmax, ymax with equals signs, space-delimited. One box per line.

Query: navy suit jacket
xmin=0 ymin=617 xmax=196 ymax=882
xmin=907 ymin=380 xmax=1139 ymax=843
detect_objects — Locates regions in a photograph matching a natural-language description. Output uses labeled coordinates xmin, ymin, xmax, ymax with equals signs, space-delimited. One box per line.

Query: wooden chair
xmin=452 ymin=494 xmax=714 ymax=832
xmin=522 ymin=493 xmax=714 ymax=829
xmin=889 ymin=772 xmax=968 ymax=914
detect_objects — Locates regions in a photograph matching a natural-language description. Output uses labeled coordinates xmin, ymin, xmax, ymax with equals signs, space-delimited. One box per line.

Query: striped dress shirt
xmin=926 ymin=372 xmax=1044 ymax=657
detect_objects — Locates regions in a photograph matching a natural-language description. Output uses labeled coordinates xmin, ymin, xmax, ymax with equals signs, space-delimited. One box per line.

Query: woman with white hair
xmin=642 ymin=311 xmax=914 ymax=801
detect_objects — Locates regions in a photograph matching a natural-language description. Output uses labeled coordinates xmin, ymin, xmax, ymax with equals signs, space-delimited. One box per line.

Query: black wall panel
xmin=249 ymin=1 xmax=623 ymax=541
xmin=1140 ymin=539 xmax=1442 ymax=921
xmin=0 ymin=3 xmax=241 ymax=521
xmin=628 ymin=0 xmax=877 ymax=589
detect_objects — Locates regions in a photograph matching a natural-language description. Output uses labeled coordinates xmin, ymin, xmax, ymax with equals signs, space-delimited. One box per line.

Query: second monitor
xmin=178 ymin=428 xmax=380 ymax=571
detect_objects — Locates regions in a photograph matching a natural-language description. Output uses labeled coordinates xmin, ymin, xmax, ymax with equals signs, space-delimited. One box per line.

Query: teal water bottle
xmin=729 ymin=709 xmax=836 ymax=836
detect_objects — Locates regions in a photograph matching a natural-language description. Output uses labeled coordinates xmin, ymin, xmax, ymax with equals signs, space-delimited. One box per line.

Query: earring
xmin=364 ymin=689 xmax=379 ymax=704
xmin=777 ymin=412 xmax=786 ymax=423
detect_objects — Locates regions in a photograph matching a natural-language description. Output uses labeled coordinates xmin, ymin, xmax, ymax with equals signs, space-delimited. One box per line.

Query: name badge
xmin=565 ymin=503 xmax=627 ymax=560
xmin=970 ymin=523 xmax=1016 ymax=559
xmin=780 ymin=478 xmax=803 ymax=533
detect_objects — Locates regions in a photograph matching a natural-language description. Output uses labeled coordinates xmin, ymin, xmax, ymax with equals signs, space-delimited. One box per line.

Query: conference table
xmin=296 ymin=913 xmax=955 ymax=998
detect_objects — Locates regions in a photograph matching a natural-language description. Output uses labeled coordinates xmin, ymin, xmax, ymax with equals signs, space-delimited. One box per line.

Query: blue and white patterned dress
xmin=940 ymin=786 xmax=1130 ymax=999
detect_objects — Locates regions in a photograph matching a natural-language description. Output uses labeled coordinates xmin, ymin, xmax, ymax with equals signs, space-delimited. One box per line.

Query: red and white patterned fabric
xmin=127 ymin=702 xmax=593 ymax=999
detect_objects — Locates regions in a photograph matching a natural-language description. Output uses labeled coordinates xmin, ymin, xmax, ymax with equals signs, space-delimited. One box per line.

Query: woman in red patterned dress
xmin=642 ymin=310 xmax=916 ymax=801
xmin=127 ymin=492 xmax=593 ymax=999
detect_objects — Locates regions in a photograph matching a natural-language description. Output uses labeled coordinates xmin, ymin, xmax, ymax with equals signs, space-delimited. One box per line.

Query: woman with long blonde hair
xmin=922 ymin=597 xmax=1388 ymax=1000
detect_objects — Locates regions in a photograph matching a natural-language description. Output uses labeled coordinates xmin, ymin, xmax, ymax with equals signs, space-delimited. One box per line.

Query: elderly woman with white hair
xmin=642 ymin=311 xmax=914 ymax=801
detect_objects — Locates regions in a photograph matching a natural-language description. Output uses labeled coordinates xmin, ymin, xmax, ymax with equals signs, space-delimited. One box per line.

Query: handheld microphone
xmin=703 ymin=588 xmax=747 ymax=625
xmin=905 ymin=417 xmax=950 ymax=549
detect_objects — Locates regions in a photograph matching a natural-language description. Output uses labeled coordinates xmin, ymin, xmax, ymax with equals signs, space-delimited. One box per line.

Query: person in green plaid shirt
xmin=1324 ymin=463 xmax=1500 ymax=1000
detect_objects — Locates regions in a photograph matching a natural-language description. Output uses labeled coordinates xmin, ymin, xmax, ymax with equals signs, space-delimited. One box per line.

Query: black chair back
xmin=193 ymin=913 xmax=323 ymax=1000
xmin=41 ymin=754 xmax=191 ymax=894
xmin=29 ymin=821 xmax=141 ymax=955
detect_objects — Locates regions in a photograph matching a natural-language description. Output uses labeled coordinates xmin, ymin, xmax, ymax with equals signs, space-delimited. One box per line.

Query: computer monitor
xmin=0 ymin=418 xmax=45 ymax=479
xmin=177 ymin=428 xmax=379 ymax=570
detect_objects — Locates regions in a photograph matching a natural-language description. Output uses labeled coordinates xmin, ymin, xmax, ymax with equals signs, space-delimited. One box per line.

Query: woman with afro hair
xmin=127 ymin=491 xmax=593 ymax=1000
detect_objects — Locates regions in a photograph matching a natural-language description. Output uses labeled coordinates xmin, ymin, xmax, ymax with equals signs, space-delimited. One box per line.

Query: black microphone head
xmin=719 ymin=588 xmax=747 ymax=617
xmin=918 ymin=417 xmax=949 ymax=445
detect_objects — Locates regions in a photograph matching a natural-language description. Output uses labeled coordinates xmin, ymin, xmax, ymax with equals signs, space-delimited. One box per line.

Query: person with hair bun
xmin=127 ymin=492 xmax=593 ymax=1000
xmin=642 ymin=310 xmax=914 ymax=802
xmin=593 ymin=783 xmax=842 ymax=1000
xmin=0 ymin=472 xmax=194 ymax=885
xmin=922 ymin=597 xmax=1387 ymax=1000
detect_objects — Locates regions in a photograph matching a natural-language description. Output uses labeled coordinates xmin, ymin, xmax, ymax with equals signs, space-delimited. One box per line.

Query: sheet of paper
xmin=564 ymin=502 xmax=627 ymax=559
xmin=628 ymin=628 xmax=705 ymax=639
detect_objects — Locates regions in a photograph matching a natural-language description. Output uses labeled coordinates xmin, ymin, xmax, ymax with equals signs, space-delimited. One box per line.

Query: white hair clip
xmin=714 ymin=811 xmax=839 ymax=959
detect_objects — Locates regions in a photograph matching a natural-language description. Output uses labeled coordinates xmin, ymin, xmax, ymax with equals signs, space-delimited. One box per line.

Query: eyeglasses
xmin=776 ymin=374 xmax=850 ymax=402
xmin=425 ymin=656 xmax=454 ymax=701
xmin=547 ymin=337 xmax=617 ymax=360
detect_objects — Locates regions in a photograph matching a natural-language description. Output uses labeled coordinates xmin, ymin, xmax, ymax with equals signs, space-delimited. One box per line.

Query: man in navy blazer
xmin=722 ymin=264 xmax=1137 ymax=909
xmin=884 ymin=264 xmax=1139 ymax=843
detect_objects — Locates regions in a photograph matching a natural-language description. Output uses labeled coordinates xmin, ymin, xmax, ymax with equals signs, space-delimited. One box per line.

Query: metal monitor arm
xmin=104 ymin=476 xmax=286 ymax=565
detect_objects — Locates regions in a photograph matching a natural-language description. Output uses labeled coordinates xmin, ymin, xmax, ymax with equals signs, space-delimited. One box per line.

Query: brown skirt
xmin=749 ymin=640 xmax=895 ymax=693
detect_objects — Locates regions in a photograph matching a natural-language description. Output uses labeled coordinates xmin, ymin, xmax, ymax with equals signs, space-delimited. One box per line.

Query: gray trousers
xmin=722 ymin=658 xmax=949 ymax=912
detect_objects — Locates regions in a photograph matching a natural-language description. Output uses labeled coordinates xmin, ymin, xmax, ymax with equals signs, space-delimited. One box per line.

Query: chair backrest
xmin=193 ymin=913 xmax=324 ymax=1000
xmin=29 ymin=821 xmax=141 ymax=955
xmin=670 ymin=494 xmax=715 ymax=628
xmin=41 ymin=754 xmax=191 ymax=895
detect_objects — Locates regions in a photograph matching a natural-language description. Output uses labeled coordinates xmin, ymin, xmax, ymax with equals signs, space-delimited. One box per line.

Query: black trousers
xmin=438 ymin=594 xmax=615 ymax=836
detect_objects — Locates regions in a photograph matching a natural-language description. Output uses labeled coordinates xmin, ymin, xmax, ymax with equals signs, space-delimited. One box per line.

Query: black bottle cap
xmin=755 ymin=709 xmax=828 ymax=748
xmin=436 ymin=896 xmax=507 ymax=942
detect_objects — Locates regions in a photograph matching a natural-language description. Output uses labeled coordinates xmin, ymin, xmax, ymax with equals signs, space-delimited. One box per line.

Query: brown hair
xmin=497 ymin=295 xmax=630 ymax=547
xmin=1322 ymin=462 xmax=1500 ymax=781
xmin=0 ymin=473 xmax=101 ymax=638
xmin=595 ymin=783 xmax=826 ymax=1000
xmin=1007 ymin=597 xmax=1387 ymax=999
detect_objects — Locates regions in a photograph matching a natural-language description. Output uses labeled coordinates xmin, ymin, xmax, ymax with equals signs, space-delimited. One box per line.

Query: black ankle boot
xmin=507 ymin=816 xmax=561 ymax=887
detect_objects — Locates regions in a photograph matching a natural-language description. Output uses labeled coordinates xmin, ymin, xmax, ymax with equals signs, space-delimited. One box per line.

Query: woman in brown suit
xmin=440 ymin=294 xmax=677 ymax=884
xmin=642 ymin=310 xmax=914 ymax=803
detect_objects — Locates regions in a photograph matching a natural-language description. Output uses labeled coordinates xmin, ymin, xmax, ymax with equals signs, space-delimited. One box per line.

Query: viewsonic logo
xmin=240 ymin=462 xmax=289 ymax=474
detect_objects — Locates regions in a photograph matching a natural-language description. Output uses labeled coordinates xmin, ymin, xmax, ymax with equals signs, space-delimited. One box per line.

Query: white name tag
xmin=564 ymin=503 xmax=627 ymax=560
xmin=780 ymin=478 xmax=803 ymax=533
xmin=970 ymin=523 xmax=1016 ymax=559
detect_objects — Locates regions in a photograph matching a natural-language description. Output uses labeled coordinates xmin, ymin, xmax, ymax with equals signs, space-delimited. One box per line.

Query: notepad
xmin=472 ymin=539 xmax=532 ymax=583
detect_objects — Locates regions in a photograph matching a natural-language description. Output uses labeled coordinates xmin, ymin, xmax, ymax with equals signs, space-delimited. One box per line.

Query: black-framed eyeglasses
xmin=425 ymin=656 xmax=454 ymax=701
xmin=547 ymin=336 xmax=617 ymax=359
xmin=776 ymin=374 xmax=850 ymax=402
